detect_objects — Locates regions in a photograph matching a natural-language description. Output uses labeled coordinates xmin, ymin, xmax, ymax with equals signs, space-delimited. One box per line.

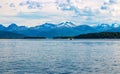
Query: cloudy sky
xmin=0 ymin=0 xmax=120 ymax=26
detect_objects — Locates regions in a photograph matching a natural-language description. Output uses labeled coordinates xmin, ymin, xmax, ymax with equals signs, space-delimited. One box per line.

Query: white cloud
xmin=0 ymin=0 xmax=120 ymax=26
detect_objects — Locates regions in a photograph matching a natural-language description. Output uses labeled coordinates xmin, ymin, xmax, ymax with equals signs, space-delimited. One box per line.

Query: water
xmin=0 ymin=39 xmax=120 ymax=74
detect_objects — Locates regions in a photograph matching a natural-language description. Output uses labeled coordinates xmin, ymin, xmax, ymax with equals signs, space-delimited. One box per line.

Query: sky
xmin=0 ymin=0 xmax=120 ymax=26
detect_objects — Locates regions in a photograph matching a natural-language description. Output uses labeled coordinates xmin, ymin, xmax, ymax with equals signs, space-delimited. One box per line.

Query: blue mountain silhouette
xmin=0 ymin=22 xmax=120 ymax=38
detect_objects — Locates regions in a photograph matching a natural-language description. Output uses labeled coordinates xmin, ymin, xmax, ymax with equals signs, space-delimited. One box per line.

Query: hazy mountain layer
xmin=0 ymin=22 xmax=120 ymax=38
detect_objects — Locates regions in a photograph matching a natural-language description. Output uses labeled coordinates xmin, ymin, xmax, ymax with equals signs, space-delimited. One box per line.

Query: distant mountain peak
xmin=8 ymin=23 xmax=18 ymax=28
xmin=98 ymin=23 xmax=110 ymax=27
xmin=7 ymin=23 xmax=18 ymax=31
xmin=58 ymin=21 xmax=76 ymax=27
xmin=41 ymin=23 xmax=56 ymax=27
xmin=94 ymin=23 xmax=112 ymax=31
xmin=30 ymin=23 xmax=57 ymax=30
xmin=0 ymin=24 xmax=6 ymax=31
xmin=0 ymin=24 xmax=5 ymax=27
xmin=1 ymin=22 xmax=120 ymax=38
xmin=112 ymin=23 xmax=120 ymax=28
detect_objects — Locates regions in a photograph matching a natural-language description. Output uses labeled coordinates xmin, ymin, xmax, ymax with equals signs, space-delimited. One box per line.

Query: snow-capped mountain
xmin=0 ymin=22 xmax=120 ymax=38
xmin=57 ymin=22 xmax=76 ymax=27
xmin=29 ymin=22 xmax=78 ymax=37
xmin=93 ymin=23 xmax=120 ymax=32
xmin=106 ymin=24 xmax=120 ymax=32
xmin=93 ymin=23 xmax=111 ymax=32
xmin=111 ymin=23 xmax=120 ymax=28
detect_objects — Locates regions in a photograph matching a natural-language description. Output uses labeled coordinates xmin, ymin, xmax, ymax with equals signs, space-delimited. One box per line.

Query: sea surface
xmin=0 ymin=39 xmax=120 ymax=74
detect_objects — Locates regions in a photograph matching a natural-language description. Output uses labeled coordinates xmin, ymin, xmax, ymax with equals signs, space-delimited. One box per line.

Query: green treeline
xmin=54 ymin=32 xmax=120 ymax=39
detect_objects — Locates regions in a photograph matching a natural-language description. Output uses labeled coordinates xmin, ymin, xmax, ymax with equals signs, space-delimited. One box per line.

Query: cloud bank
xmin=0 ymin=0 xmax=119 ymax=26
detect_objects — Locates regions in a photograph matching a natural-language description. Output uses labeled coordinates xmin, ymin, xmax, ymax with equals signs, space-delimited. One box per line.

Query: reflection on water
xmin=0 ymin=39 xmax=120 ymax=74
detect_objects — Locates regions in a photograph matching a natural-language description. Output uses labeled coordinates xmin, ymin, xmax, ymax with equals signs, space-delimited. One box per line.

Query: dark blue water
xmin=0 ymin=39 xmax=120 ymax=74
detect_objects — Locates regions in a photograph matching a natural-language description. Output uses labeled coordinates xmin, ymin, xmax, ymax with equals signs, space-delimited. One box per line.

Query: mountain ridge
xmin=0 ymin=22 xmax=120 ymax=38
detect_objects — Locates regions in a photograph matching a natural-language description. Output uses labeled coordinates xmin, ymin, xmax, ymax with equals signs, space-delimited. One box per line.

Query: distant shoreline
xmin=1 ymin=32 xmax=120 ymax=39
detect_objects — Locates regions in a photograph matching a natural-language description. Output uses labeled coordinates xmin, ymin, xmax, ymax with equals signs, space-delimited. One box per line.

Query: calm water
xmin=0 ymin=39 xmax=120 ymax=74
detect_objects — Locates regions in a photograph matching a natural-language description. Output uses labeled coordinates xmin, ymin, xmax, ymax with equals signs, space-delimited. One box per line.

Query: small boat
xmin=69 ymin=37 xmax=73 ymax=40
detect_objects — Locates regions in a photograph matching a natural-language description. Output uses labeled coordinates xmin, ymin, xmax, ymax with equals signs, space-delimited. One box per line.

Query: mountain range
xmin=0 ymin=22 xmax=120 ymax=38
